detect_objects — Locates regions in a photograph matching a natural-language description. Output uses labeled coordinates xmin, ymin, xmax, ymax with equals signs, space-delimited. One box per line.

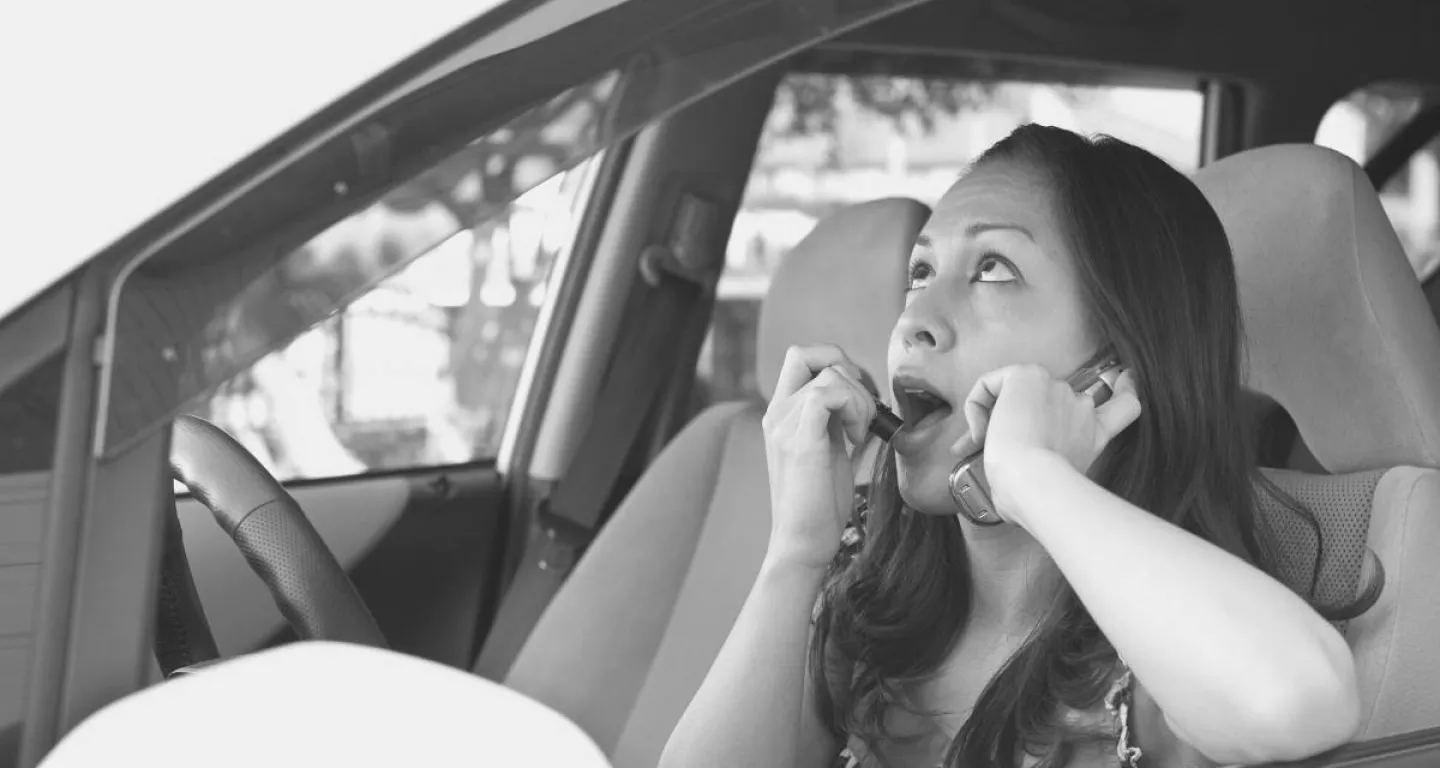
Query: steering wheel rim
xmin=155 ymin=415 xmax=386 ymax=675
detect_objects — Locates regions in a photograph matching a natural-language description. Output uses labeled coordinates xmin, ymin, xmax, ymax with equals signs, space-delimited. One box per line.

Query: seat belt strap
xmin=545 ymin=275 xmax=702 ymax=530
xmin=474 ymin=271 xmax=703 ymax=680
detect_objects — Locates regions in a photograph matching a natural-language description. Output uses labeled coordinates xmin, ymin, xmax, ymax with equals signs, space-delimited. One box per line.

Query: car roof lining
xmin=795 ymin=48 xmax=1204 ymax=91
xmin=830 ymin=0 xmax=1440 ymax=93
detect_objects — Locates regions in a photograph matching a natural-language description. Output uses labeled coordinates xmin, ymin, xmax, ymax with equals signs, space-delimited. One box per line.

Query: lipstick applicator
xmin=868 ymin=400 xmax=904 ymax=442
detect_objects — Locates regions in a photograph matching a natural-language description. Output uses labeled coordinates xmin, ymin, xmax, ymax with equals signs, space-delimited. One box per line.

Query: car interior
xmin=6 ymin=0 xmax=1440 ymax=766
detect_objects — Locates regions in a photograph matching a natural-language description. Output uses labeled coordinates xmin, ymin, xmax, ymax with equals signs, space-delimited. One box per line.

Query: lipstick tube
xmin=868 ymin=400 xmax=903 ymax=442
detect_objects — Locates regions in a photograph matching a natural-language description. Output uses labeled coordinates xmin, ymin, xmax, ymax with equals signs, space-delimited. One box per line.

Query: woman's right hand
xmin=761 ymin=344 xmax=876 ymax=571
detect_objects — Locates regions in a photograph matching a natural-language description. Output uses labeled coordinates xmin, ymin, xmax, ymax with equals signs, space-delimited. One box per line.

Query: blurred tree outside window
xmin=697 ymin=74 xmax=1205 ymax=408
xmin=187 ymin=81 xmax=608 ymax=483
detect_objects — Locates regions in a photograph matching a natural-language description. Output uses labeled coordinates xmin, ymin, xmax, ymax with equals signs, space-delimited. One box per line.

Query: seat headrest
xmin=755 ymin=198 xmax=930 ymax=401
xmin=1194 ymin=144 xmax=1440 ymax=472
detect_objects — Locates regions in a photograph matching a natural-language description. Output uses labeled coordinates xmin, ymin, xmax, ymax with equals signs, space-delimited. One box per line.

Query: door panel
xmin=342 ymin=466 xmax=507 ymax=667
xmin=177 ymin=464 xmax=507 ymax=669
xmin=0 ymin=473 xmax=48 ymax=728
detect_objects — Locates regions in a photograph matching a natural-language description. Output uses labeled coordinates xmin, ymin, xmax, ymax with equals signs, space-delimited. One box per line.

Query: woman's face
xmin=886 ymin=158 xmax=1104 ymax=516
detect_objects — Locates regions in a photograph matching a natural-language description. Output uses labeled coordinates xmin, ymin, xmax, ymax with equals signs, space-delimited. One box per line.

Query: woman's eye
xmin=973 ymin=254 xmax=1020 ymax=283
xmin=906 ymin=260 xmax=934 ymax=291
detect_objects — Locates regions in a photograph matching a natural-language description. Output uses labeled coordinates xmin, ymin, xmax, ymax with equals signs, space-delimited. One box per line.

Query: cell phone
xmin=948 ymin=349 xmax=1125 ymax=526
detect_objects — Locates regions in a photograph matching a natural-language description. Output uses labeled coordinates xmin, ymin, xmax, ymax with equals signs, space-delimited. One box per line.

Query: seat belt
xmin=475 ymin=202 xmax=716 ymax=680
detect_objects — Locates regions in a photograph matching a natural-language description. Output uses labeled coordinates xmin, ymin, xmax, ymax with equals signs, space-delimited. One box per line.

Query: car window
xmin=183 ymin=158 xmax=600 ymax=483
xmin=98 ymin=0 xmax=928 ymax=468
xmin=1316 ymin=84 xmax=1440 ymax=279
xmin=696 ymin=73 xmax=1205 ymax=404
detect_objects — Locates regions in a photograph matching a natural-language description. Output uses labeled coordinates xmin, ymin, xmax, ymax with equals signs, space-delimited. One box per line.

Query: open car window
xmin=184 ymin=159 xmax=601 ymax=482
xmin=96 ymin=0 xmax=933 ymax=464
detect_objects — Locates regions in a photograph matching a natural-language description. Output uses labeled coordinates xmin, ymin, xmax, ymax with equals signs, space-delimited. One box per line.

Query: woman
xmin=659 ymin=125 xmax=1374 ymax=768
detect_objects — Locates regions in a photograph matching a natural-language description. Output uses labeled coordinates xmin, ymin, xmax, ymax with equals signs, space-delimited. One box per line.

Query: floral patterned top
xmin=826 ymin=489 xmax=1146 ymax=768
xmin=832 ymin=665 xmax=1142 ymax=768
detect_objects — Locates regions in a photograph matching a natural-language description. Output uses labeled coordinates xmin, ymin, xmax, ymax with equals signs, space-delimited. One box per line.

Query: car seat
xmin=501 ymin=197 xmax=927 ymax=768
xmin=506 ymin=144 xmax=1440 ymax=765
xmin=1194 ymin=144 xmax=1440 ymax=739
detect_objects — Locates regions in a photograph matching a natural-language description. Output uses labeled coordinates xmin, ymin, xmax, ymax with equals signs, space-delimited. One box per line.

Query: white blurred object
xmin=1026 ymin=86 xmax=1078 ymax=131
xmin=248 ymin=357 xmax=367 ymax=479
xmin=40 ymin=642 xmax=612 ymax=768
xmin=1314 ymin=99 xmax=1368 ymax=163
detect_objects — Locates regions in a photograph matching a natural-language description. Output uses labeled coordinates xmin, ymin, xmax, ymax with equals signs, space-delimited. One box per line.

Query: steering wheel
xmin=153 ymin=415 xmax=386 ymax=676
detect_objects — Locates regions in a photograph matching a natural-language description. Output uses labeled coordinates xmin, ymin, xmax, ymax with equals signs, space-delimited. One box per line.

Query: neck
xmin=961 ymin=522 xmax=1061 ymax=633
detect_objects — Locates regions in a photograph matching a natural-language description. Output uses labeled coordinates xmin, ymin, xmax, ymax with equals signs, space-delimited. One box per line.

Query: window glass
xmin=1316 ymin=84 xmax=1440 ymax=279
xmin=697 ymin=74 xmax=1205 ymax=404
xmin=187 ymin=159 xmax=598 ymax=482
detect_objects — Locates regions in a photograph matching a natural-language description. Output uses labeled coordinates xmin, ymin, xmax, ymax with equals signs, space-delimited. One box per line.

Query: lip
xmin=890 ymin=371 xmax=955 ymax=456
xmin=891 ymin=372 xmax=953 ymax=415
xmin=891 ymin=410 xmax=952 ymax=456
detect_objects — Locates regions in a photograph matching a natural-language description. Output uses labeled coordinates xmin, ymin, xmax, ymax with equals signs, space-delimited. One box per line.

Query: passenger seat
xmin=1195 ymin=144 xmax=1440 ymax=739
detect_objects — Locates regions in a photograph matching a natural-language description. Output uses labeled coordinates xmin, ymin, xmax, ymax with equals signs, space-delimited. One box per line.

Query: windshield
xmin=98 ymin=0 xmax=931 ymax=457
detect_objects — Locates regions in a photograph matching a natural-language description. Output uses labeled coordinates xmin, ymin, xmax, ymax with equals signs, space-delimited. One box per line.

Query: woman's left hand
xmin=951 ymin=364 xmax=1142 ymax=523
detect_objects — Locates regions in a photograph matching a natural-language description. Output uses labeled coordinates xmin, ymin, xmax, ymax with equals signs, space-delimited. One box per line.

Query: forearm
xmin=659 ymin=556 xmax=832 ymax=768
xmin=998 ymin=451 xmax=1359 ymax=762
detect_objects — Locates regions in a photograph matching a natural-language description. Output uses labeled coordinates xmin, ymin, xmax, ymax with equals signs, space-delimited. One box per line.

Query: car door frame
xmin=12 ymin=3 xmax=651 ymax=763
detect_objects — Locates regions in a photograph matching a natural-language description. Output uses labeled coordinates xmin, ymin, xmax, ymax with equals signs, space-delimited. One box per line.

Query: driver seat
xmin=502 ymin=198 xmax=926 ymax=768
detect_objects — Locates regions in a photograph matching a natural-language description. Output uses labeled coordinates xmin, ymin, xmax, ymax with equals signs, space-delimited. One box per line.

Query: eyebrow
xmin=914 ymin=223 xmax=1035 ymax=250
xmin=966 ymin=222 xmax=1034 ymax=241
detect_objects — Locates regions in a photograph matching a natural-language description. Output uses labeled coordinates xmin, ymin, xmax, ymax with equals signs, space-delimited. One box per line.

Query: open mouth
xmin=893 ymin=378 xmax=953 ymax=433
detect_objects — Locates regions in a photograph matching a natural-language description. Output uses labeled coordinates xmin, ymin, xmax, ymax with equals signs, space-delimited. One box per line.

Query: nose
xmin=895 ymin=298 xmax=955 ymax=353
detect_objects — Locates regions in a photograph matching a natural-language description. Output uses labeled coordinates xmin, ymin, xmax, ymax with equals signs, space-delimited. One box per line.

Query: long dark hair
xmin=809 ymin=124 xmax=1380 ymax=767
